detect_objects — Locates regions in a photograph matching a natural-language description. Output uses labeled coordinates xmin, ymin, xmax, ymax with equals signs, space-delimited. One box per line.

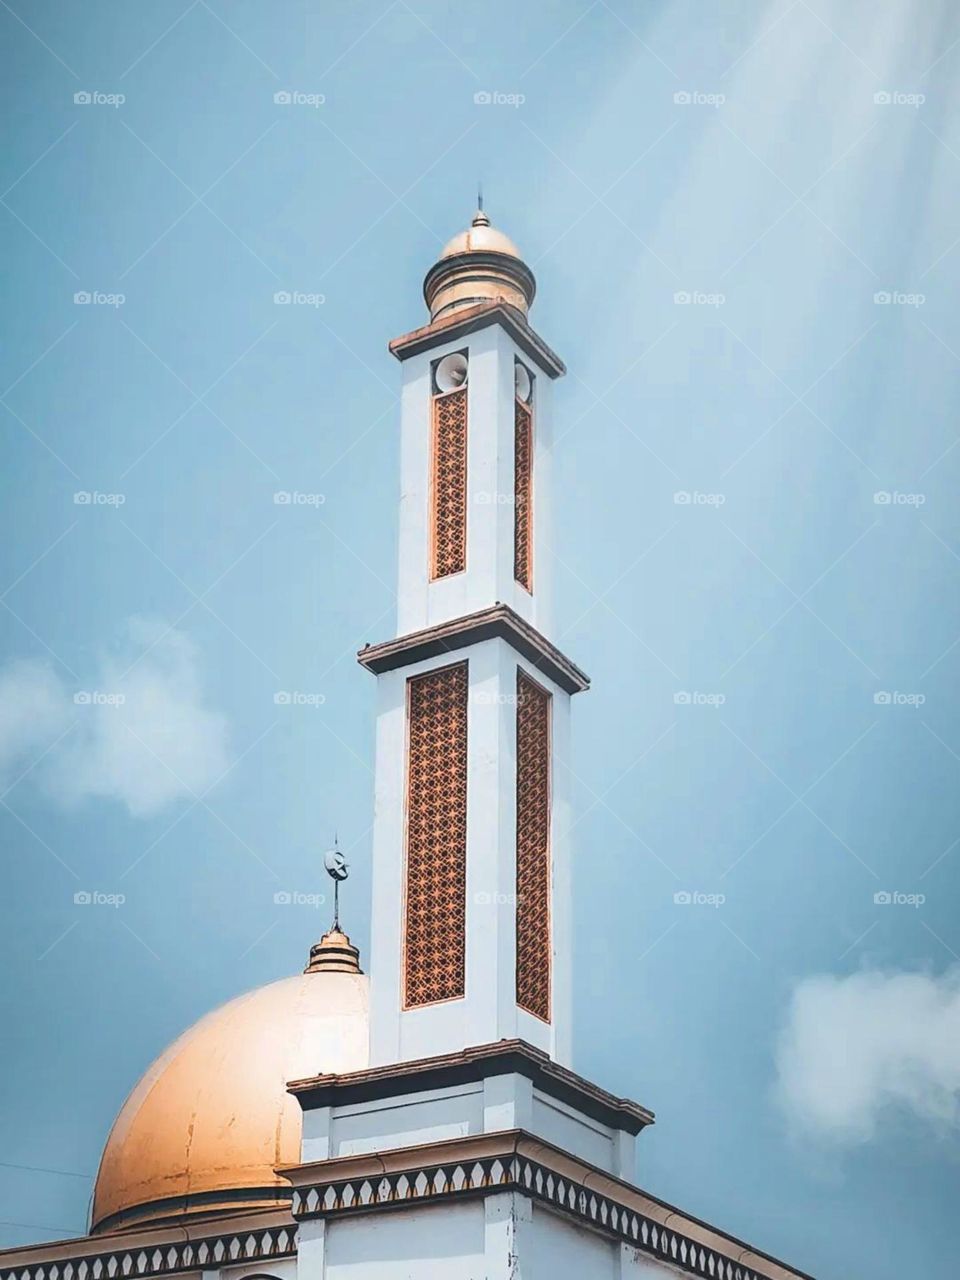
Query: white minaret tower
xmin=360 ymin=205 xmax=588 ymax=1069
xmin=281 ymin=207 xmax=809 ymax=1280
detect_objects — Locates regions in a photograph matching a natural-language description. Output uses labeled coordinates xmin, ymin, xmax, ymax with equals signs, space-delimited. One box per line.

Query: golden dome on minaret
xmin=90 ymin=932 xmax=368 ymax=1233
xmin=438 ymin=208 xmax=522 ymax=260
xmin=423 ymin=204 xmax=536 ymax=322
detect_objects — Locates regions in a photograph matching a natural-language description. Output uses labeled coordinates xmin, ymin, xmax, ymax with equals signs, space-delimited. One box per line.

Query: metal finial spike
xmin=323 ymin=841 xmax=349 ymax=932
xmin=304 ymin=838 xmax=362 ymax=973
xmin=472 ymin=186 xmax=490 ymax=229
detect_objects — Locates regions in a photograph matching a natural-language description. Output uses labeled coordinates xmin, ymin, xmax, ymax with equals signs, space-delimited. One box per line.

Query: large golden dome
xmin=91 ymin=964 xmax=368 ymax=1233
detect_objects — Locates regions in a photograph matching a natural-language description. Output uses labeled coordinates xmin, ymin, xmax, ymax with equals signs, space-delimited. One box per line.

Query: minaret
xmin=360 ymin=207 xmax=588 ymax=1068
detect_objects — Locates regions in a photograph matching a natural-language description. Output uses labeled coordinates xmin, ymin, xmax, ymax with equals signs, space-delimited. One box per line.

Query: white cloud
xmin=776 ymin=968 xmax=960 ymax=1141
xmin=0 ymin=619 xmax=230 ymax=817
xmin=0 ymin=659 xmax=72 ymax=780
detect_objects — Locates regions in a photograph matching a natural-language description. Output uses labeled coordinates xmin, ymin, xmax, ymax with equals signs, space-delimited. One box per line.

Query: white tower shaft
xmin=360 ymin=219 xmax=584 ymax=1071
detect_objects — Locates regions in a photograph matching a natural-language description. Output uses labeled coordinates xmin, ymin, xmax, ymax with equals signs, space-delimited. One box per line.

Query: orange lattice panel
xmin=430 ymin=388 xmax=468 ymax=579
xmin=514 ymin=399 xmax=533 ymax=590
xmin=516 ymin=669 xmax=551 ymax=1021
xmin=403 ymin=661 xmax=469 ymax=1007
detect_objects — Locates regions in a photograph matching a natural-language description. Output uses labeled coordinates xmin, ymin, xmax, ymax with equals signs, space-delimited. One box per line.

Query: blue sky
xmin=2 ymin=2 xmax=959 ymax=1276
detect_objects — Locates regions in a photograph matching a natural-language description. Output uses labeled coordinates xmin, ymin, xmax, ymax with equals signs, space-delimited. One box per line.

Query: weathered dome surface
xmin=91 ymin=970 xmax=368 ymax=1233
xmin=439 ymin=209 xmax=522 ymax=260
xmin=424 ymin=208 xmax=537 ymax=322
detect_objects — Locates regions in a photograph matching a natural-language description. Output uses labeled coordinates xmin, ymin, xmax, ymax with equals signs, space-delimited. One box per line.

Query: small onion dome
xmin=424 ymin=208 xmax=536 ymax=322
xmin=304 ymin=925 xmax=362 ymax=974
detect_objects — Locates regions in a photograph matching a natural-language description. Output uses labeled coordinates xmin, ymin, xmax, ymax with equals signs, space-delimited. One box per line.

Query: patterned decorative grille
xmin=516 ymin=669 xmax=551 ymax=1021
xmin=404 ymin=661 xmax=469 ymax=1006
xmin=430 ymin=388 xmax=468 ymax=578
xmin=514 ymin=398 xmax=533 ymax=590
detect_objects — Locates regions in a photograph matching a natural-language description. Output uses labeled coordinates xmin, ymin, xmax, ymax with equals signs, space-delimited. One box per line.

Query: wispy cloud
xmin=776 ymin=968 xmax=960 ymax=1141
xmin=0 ymin=619 xmax=230 ymax=817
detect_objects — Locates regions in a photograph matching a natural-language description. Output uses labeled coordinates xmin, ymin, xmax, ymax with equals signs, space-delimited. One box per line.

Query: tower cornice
xmin=287 ymin=1037 xmax=651 ymax=1133
xmin=388 ymin=299 xmax=566 ymax=378
xmin=357 ymin=603 xmax=589 ymax=695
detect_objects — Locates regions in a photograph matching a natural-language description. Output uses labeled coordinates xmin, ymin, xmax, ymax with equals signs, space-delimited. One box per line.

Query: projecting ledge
xmin=287 ymin=1038 xmax=646 ymax=1132
xmin=357 ymin=605 xmax=590 ymax=696
xmin=388 ymin=300 xmax=566 ymax=378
